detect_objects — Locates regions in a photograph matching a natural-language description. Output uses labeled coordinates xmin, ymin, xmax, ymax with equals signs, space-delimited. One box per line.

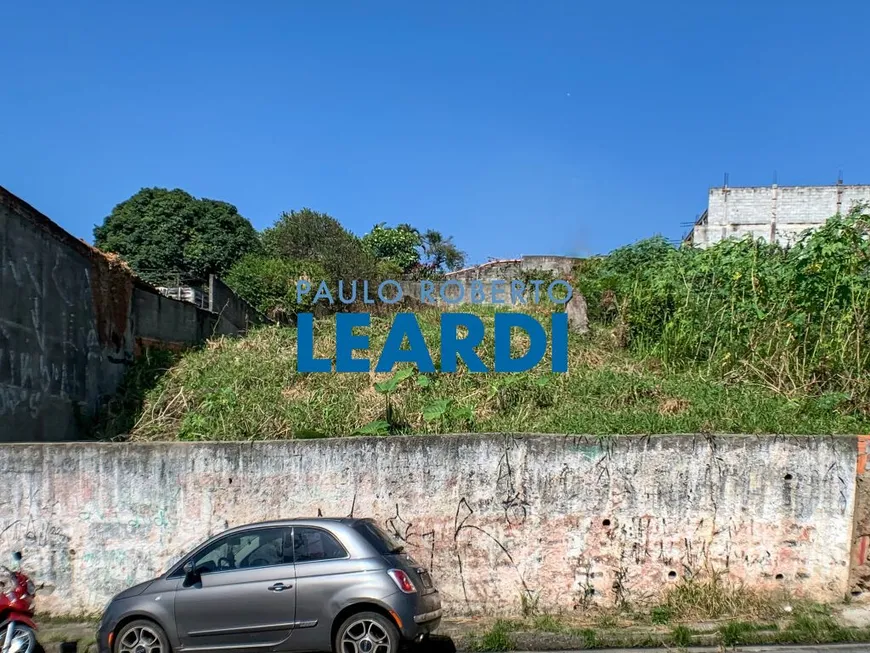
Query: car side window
xmin=293 ymin=528 xmax=347 ymax=563
xmin=192 ymin=527 xmax=290 ymax=574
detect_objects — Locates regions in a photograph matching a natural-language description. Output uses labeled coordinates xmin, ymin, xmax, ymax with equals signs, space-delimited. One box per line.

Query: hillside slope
xmin=115 ymin=306 xmax=869 ymax=440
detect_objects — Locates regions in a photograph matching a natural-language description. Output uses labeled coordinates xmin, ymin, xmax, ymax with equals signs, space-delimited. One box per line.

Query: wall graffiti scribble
xmin=0 ymin=434 xmax=858 ymax=616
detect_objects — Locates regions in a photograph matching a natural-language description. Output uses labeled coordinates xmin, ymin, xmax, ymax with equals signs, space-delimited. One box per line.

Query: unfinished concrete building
xmin=685 ymin=182 xmax=870 ymax=248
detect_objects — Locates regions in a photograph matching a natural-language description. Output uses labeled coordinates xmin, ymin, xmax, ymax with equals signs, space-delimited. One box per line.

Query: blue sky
xmin=2 ymin=1 xmax=869 ymax=265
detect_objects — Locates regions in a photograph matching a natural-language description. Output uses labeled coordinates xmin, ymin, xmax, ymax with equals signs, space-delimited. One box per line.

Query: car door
xmin=174 ymin=526 xmax=296 ymax=652
xmin=285 ymin=526 xmax=360 ymax=652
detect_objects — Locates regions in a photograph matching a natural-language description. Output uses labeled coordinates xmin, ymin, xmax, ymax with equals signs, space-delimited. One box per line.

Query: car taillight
xmin=387 ymin=569 xmax=416 ymax=593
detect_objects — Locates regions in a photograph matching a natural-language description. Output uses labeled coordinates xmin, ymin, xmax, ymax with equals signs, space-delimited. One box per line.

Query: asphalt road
xmin=512 ymin=646 xmax=870 ymax=653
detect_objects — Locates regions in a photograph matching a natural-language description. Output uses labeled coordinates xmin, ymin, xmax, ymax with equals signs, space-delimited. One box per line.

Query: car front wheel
xmin=115 ymin=620 xmax=170 ymax=653
xmin=334 ymin=612 xmax=399 ymax=653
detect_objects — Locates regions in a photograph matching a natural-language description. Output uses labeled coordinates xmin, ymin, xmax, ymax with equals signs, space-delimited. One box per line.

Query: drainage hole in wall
xmin=602 ymin=519 xmax=611 ymax=527
xmin=775 ymin=574 xmax=784 ymax=581
xmin=668 ymin=571 xmax=677 ymax=580
xmin=784 ymin=473 xmax=793 ymax=481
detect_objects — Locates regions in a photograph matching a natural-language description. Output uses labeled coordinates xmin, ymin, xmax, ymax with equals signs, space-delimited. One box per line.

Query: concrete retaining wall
xmin=0 ymin=187 xmax=132 ymax=441
xmin=0 ymin=434 xmax=859 ymax=616
xmin=0 ymin=185 xmax=268 ymax=442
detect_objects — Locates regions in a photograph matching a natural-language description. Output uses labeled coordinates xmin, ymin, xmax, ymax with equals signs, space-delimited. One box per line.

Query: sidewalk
xmin=35 ymin=613 xmax=870 ymax=653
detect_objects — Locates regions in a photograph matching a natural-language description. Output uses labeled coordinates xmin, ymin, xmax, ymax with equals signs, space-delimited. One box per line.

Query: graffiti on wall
xmin=0 ymin=434 xmax=857 ymax=616
xmin=0 ymin=223 xmax=103 ymax=426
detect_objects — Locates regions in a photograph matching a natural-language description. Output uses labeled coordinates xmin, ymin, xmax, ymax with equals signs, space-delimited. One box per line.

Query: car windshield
xmin=163 ymin=532 xmax=220 ymax=574
xmin=353 ymin=520 xmax=405 ymax=554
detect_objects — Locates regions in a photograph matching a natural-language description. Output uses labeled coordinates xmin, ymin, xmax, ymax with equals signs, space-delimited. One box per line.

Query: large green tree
xmin=93 ymin=188 xmax=260 ymax=285
xmin=262 ymin=208 xmax=377 ymax=282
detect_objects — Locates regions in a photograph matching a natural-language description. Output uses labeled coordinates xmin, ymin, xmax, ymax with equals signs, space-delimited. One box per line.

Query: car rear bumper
xmin=413 ymin=608 xmax=442 ymax=625
xmin=383 ymin=589 xmax=442 ymax=640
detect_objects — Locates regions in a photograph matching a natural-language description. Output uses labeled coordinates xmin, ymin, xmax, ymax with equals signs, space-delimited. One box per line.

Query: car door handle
xmin=268 ymin=582 xmax=292 ymax=592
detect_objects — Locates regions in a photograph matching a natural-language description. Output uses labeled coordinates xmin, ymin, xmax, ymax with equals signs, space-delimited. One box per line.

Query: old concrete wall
xmin=208 ymin=275 xmax=269 ymax=332
xmin=0 ymin=187 xmax=132 ymax=442
xmin=692 ymin=184 xmax=870 ymax=248
xmin=0 ymin=185 xmax=268 ymax=441
xmin=521 ymin=255 xmax=577 ymax=277
xmin=132 ymin=287 xmax=228 ymax=347
xmin=0 ymin=434 xmax=857 ymax=616
xmin=403 ymin=255 xmax=579 ymax=306
xmin=447 ymin=259 xmax=524 ymax=282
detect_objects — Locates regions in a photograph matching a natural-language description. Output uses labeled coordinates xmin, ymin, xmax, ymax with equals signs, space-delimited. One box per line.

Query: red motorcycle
xmin=0 ymin=552 xmax=40 ymax=653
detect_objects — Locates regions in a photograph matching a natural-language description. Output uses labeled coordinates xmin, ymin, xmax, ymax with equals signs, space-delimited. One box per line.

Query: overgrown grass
xmin=126 ymin=306 xmax=870 ymax=440
xmin=97 ymin=348 xmax=179 ymax=439
xmin=657 ymin=573 xmax=784 ymax=622
xmin=460 ymin=602 xmax=870 ymax=651
xmin=121 ymin=302 xmax=870 ymax=440
xmin=575 ymin=206 xmax=870 ymax=410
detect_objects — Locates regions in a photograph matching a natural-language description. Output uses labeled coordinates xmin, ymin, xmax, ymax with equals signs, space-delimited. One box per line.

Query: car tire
xmin=334 ymin=611 xmax=400 ymax=653
xmin=114 ymin=619 xmax=171 ymax=653
xmin=0 ymin=623 xmax=41 ymax=653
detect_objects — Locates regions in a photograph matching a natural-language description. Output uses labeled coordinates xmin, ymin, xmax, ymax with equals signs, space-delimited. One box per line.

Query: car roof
xmin=161 ymin=517 xmax=380 ymax=578
xmin=220 ymin=517 xmax=369 ymax=533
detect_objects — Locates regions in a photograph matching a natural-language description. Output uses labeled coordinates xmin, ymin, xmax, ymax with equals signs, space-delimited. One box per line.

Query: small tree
xmin=421 ymin=229 xmax=466 ymax=271
xmin=224 ymin=255 xmax=327 ymax=320
xmin=262 ymin=208 xmax=377 ymax=283
xmin=361 ymin=223 xmax=422 ymax=272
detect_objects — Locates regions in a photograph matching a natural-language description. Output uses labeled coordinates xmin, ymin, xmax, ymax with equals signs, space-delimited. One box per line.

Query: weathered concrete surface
xmin=0 ymin=185 xmax=267 ymax=441
xmin=0 ymin=186 xmax=133 ymax=441
xmin=688 ymin=184 xmax=870 ymax=248
xmin=208 ymin=275 xmax=268 ymax=332
xmin=401 ymin=256 xmax=580 ymax=306
xmin=566 ymin=293 xmax=588 ymax=334
xmin=0 ymin=434 xmax=857 ymax=616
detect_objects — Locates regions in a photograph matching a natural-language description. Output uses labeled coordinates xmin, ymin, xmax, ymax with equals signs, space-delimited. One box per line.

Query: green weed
xmin=669 ymin=625 xmax=693 ymax=647
xmin=470 ymin=620 xmax=516 ymax=652
xmin=575 ymin=206 xmax=870 ymax=409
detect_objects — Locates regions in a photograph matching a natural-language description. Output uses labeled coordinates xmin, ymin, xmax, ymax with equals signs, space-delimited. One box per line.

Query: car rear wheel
xmin=335 ymin=612 xmax=399 ymax=653
xmin=115 ymin=620 xmax=170 ymax=653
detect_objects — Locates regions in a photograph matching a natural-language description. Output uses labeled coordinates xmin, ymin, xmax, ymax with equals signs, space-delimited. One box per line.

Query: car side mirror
xmin=183 ymin=560 xmax=200 ymax=584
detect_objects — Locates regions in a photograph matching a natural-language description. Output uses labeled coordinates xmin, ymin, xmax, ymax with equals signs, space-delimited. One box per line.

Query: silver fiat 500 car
xmin=97 ymin=518 xmax=442 ymax=653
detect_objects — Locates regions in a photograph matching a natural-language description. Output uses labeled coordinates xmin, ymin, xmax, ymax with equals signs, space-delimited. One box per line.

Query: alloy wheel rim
xmin=341 ymin=619 xmax=391 ymax=653
xmin=119 ymin=626 xmax=163 ymax=653
xmin=8 ymin=627 xmax=34 ymax=653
